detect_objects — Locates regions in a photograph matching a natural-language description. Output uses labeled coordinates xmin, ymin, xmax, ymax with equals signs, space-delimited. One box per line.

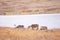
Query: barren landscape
xmin=0 ymin=0 xmax=60 ymax=15
xmin=0 ymin=27 xmax=60 ymax=40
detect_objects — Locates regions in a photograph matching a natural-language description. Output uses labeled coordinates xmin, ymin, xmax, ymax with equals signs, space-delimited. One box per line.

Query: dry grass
xmin=0 ymin=0 xmax=60 ymax=15
xmin=0 ymin=27 xmax=60 ymax=40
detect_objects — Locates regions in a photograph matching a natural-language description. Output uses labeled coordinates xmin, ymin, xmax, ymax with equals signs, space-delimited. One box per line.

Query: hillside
xmin=0 ymin=0 xmax=60 ymax=15
xmin=0 ymin=27 xmax=60 ymax=40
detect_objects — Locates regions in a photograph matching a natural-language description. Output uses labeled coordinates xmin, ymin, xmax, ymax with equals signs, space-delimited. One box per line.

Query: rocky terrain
xmin=0 ymin=0 xmax=60 ymax=15
xmin=0 ymin=27 xmax=60 ymax=40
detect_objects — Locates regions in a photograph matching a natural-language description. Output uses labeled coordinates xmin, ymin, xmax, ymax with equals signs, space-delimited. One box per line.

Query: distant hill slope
xmin=0 ymin=27 xmax=60 ymax=40
xmin=0 ymin=0 xmax=60 ymax=15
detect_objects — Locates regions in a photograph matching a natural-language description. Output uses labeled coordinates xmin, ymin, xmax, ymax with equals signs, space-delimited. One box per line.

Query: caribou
xmin=40 ymin=26 xmax=47 ymax=30
xmin=16 ymin=25 xmax=24 ymax=28
xmin=28 ymin=24 xmax=39 ymax=30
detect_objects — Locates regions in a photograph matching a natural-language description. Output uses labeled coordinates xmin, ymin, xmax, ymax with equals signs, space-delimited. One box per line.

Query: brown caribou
xmin=40 ymin=26 xmax=47 ymax=30
xmin=28 ymin=24 xmax=39 ymax=30
xmin=16 ymin=25 xmax=24 ymax=29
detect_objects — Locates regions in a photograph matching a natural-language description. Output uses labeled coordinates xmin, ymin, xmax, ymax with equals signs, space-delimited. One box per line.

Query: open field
xmin=0 ymin=27 xmax=60 ymax=40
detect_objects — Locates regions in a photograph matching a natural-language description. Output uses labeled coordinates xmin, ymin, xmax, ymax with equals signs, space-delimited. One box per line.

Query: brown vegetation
xmin=0 ymin=27 xmax=60 ymax=40
xmin=0 ymin=0 xmax=60 ymax=15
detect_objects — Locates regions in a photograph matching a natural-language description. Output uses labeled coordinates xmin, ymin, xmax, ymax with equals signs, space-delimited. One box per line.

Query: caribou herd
xmin=15 ymin=24 xmax=48 ymax=30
